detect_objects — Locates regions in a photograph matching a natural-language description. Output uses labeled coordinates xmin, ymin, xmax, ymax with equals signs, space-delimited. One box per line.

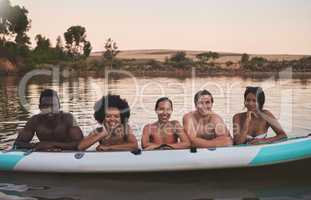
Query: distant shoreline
xmin=1 ymin=49 xmax=311 ymax=77
xmin=91 ymin=49 xmax=309 ymax=62
xmin=65 ymin=69 xmax=311 ymax=80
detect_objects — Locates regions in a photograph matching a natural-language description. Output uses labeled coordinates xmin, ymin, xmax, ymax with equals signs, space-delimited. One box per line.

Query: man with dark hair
xmin=14 ymin=89 xmax=83 ymax=151
xmin=183 ymin=90 xmax=232 ymax=148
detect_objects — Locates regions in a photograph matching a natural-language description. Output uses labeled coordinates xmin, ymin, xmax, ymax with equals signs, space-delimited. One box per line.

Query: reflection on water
xmin=1 ymin=165 xmax=311 ymax=200
xmin=1 ymin=74 xmax=311 ymax=148
xmin=1 ymin=73 xmax=311 ymax=199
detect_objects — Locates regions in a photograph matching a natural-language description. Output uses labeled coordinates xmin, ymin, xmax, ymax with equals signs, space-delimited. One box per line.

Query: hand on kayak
xmin=144 ymin=144 xmax=161 ymax=150
xmin=249 ymin=138 xmax=267 ymax=145
xmin=34 ymin=142 xmax=62 ymax=151
xmin=158 ymin=144 xmax=174 ymax=150
xmin=145 ymin=144 xmax=174 ymax=150
xmin=96 ymin=144 xmax=111 ymax=151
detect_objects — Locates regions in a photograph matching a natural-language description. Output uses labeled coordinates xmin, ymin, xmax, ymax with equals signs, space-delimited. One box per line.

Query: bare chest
xmin=150 ymin=128 xmax=178 ymax=144
xmin=193 ymin=117 xmax=216 ymax=137
xmin=35 ymin=117 xmax=69 ymax=141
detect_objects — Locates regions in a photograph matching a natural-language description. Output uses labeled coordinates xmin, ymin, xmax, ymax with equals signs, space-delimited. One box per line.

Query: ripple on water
xmin=1 ymin=76 xmax=311 ymax=150
xmin=0 ymin=183 xmax=79 ymax=200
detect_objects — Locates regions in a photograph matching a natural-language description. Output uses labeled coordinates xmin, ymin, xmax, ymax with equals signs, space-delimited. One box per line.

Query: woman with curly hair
xmin=78 ymin=95 xmax=138 ymax=151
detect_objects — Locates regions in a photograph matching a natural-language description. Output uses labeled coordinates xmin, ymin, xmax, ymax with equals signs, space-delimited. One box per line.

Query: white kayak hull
xmin=1 ymin=136 xmax=311 ymax=173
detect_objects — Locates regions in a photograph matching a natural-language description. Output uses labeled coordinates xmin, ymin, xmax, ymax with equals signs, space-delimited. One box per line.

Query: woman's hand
xmin=96 ymin=144 xmax=111 ymax=151
xmin=159 ymin=145 xmax=173 ymax=150
xmin=249 ymin=138 xmax=268 ymax=145
xmin=246 ymin=111 xmax=258 ymax=122
xmin=92 ymin=127 xmax=109 ymax=140
xmin=144 ymin=144 xmax=162 ymax=150
xmin=155 ymin=144 xmax=174 ymax=150
xmin=246 ymin=111 xmax=252 ymax=123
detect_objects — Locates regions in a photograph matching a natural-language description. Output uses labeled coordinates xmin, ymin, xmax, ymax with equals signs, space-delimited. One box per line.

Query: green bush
xmin=166 ymin=51 xmax=194 ymax=69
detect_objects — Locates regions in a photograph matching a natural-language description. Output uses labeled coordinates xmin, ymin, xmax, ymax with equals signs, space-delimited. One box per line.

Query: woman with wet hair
xmin=78 ymin=94 xmax=138 ymax=151
xmin=141 ymin=97 xmax=190 ymax=150
xmin=233 ymin=87 xmax=287 ymax=145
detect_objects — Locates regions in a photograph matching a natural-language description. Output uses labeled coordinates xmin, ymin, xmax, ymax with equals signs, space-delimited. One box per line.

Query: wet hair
xmin=244 ymin=86 xmax=265 ymax=110
xmin=155 ymin=97 xmax=173 ymax=110
xmin=39 ymin=89 xmax=60 ymax=109
xmin=94 ymin=94 xmax=130 ymax=124
xmin=194 ymin=90 xmax=214 ymax=105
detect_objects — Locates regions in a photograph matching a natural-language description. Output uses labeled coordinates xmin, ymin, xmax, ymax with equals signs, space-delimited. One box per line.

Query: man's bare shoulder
xmin=143 ymin=123 xmax=157 ymax=131
xmin=61 ymin=112 xmax=74 ymax=119
xmin=27 ymin=114 xmax=40 ymax=123
xmin=183 ymin=111 xmax=195 ymax=120
xmin=210 ymin=112 xmax=225 ymax=123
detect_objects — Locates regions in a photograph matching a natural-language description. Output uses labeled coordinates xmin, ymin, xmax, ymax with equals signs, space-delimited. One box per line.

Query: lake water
xmin=0 ymin=70 xmax=311 ymax=199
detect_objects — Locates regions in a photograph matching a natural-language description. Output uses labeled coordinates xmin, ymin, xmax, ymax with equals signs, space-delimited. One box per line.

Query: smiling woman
xmin=233 ymin=87 xmax=288 ymax=145
xmin=141 ymin=97 xmax=190 ymax=150
xmin=77 ymin=94 xmax=139 ymax=152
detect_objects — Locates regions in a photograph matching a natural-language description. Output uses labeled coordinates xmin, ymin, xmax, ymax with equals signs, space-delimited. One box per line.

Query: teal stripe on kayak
xmin=250 ymin=139 xmax=311 ymax=166
xmin=0 ymin=153 xmax=24 ymax=171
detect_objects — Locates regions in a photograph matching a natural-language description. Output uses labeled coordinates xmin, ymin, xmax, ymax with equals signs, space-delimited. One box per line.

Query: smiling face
xmin=104 ymin=107 xmax=121 ymax=129
xmin=156 ymin=100 xmax=173 ymax=123
xmin=196 ymin=95 xmax=213 ymax=116
xmin=245 ymin=93 xmax=257 ymax=111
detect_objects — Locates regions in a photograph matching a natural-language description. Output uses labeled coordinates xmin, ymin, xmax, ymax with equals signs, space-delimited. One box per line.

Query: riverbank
xmin=2 ymin=49 xmax=311 ymax=78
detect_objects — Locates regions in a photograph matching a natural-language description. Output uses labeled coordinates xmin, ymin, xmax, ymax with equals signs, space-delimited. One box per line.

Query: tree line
xmin=0 ymin=0 xmax=93 ymax=69
xmin=1 ymin=0 xmax=310 ymax=73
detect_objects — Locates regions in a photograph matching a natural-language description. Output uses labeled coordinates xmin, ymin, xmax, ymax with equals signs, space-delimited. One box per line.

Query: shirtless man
xmin=183 ymin=90 xmax=232 ymax=148
xmin=14 ymin=89 xmax=83 ymax=151
xmin=141 ymin=97 xmax=190 ymax=150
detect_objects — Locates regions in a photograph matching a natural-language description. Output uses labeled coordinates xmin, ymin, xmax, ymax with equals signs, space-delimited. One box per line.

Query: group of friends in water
xmin=14 ymin=87 xmax=288 ymax=152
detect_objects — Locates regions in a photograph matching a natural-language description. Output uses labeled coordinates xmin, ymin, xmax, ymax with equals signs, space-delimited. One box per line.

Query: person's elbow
xmin=131 ymin=141 xmax=139 ymax=150
xmin=77 ymin=142 xmax=87 ymax=151
xmin=278 ymin=132 xmax=288 ymax=140
xmin=233 ymin=136 xmax=244 ymax=145
xmin=13 ymin=140 xmax=22 ymax=148
xmin=221 ymin=136 xmax=233 ymax=147
xmin=13 ymin=140 xmax=33 ymax=149
xmin=181 ymin=139 xmax=191 ymax=149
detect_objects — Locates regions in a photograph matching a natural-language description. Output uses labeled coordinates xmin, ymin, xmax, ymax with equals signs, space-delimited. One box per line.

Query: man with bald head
xmin=15 ymin=89 xmax=83 ymax=151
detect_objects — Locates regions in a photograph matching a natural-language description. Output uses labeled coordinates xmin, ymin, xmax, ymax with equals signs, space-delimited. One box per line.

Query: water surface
xmin=0 ymin=73 xmax=311 ymax=199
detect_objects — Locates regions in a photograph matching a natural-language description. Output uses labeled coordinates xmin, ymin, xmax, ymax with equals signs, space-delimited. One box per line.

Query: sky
xmin=8 ymin=0 xmax=311 ymax=54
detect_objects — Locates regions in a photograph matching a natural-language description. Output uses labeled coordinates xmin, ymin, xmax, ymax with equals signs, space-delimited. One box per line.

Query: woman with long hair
xmin=233 ymin=87 xmax=287 ymax=145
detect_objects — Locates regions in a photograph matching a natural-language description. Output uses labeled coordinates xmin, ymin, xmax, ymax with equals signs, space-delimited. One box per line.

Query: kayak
xmin=1 ymin=135 xmax=311 ymax=173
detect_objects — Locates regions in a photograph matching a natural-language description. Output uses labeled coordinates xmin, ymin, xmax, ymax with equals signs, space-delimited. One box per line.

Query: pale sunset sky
xmin=10 ymin=0 xmax=311 ymax=54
